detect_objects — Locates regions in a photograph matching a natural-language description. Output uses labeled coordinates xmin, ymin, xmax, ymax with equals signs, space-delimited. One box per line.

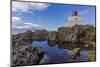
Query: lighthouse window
xmin=75 ymin=18 xmax=78 ymax=20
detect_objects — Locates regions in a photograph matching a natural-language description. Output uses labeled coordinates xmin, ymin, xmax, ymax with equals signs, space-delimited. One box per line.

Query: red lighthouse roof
xmin=72 ymin=11 xmax=78 ymax=16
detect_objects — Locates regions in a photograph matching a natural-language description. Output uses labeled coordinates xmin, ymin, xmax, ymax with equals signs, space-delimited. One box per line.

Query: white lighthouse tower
xmin=67 ymin=11 xmax=83 ymax=27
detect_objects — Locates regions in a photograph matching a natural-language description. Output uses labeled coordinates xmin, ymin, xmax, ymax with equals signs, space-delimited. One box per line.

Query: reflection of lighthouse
xmin=67 ymin=11 xmax=83 ymax=27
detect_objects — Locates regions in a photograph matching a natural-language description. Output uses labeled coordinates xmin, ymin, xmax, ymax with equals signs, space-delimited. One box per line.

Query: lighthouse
xmin=67 ymin=11 xmax=83 ymax=27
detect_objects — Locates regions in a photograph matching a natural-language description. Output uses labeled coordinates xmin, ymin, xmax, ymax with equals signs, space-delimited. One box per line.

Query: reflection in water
xmin=32 ymin=41 xmax=88 ymax=64
xmin=47 ymin=41 xmax=57 ymax=47
xmin=48 ymin=41 xmax=85 ymax=50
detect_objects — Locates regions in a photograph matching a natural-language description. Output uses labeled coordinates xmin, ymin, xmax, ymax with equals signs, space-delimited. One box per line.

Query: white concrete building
xmin=67 ymin=11 xmax=84 ymax=27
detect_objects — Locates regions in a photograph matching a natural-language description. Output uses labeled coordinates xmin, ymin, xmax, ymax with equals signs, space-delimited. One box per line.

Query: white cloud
xmin=12 ymin=16 xmax=21 ymax=21
xmin=12 ymin=1 xmax=50 ymax=12
xmin=12 ymin=16 xmax=44 ymax=34
xmin=30 ymin=3 xmax=49 ymax=10
xmin=12 ymin=16 xmax=24 ymax=26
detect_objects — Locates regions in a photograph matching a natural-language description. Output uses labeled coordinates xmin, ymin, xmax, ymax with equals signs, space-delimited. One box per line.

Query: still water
xmin=32 ymin=41 xmax=88 ymax=64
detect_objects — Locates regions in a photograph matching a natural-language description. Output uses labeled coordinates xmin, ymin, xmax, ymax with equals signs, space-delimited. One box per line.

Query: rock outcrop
xmin=46 ymin=25 xmax=95 ymax=43
xmin=48 ymin=31 xmax=57 ymax=41
xmin=31 ymin=25 xmax=95 ymax=43
xmin=32 ymin=30 xmax=48 ymax=41
xmin=12 ymin=30 xmax=44 ymax=66
xmin=57 ymin=27 xmax=77 ymax=42
xmin=47 ymin=25 xmax=95 ymax=50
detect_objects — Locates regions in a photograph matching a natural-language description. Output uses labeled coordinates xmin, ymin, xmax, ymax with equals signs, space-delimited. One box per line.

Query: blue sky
xmin=12 ymin=1 xmax=96 ymax=34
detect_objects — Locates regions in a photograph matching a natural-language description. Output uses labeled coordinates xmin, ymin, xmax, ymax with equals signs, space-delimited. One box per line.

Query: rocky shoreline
xmin=32 ymin=25 xmax=95 ymax=43
xmin=11 ymin=25 xmax=96 ymax=66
